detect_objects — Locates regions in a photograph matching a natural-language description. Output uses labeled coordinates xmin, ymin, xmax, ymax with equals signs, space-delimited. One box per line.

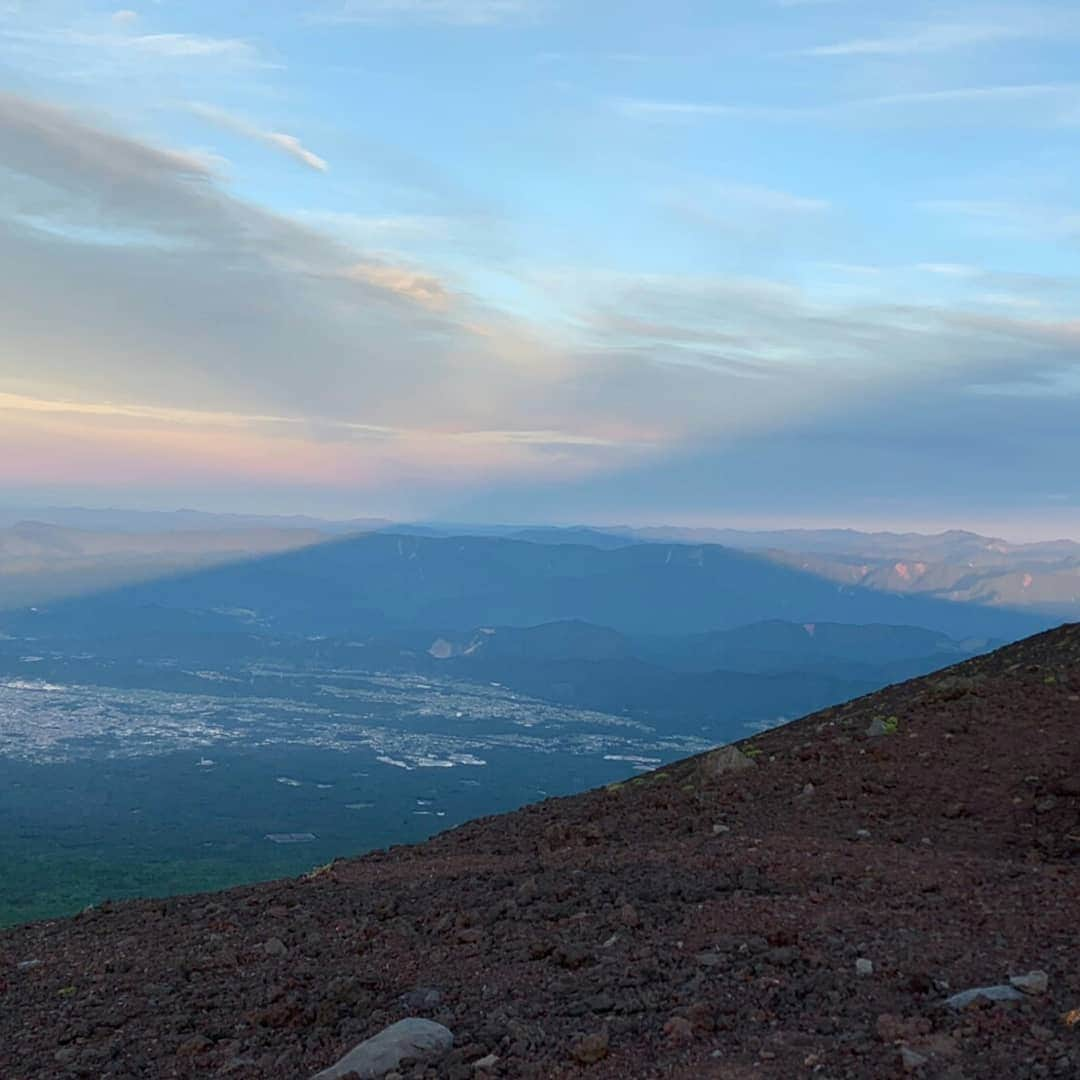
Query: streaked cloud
xmin=798 ymin=22 xmax=1039 ymax=57
xmin=188 ymin=103 xmax=328 ymax=172
xmin=615 ymin=83 xmax=1080 ymax=127
xmin=338 ymin=262 xmax=452 ymax=309
xmin=920 ymin=200 xmax=1080 ymax=242
xmin=916 ymin=263 xmax=981 ymax=277
xmin=692 ymin=183 xmax=828 ymax=215
xmin=313 ymin=0 xmax=540 ymax=26
xmin=6 ymin=27 xmax=264 ymax=64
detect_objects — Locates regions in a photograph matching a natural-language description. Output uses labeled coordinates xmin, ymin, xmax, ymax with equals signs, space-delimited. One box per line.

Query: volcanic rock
xmin=310 ymin=1018 xmax=453 ymax=1079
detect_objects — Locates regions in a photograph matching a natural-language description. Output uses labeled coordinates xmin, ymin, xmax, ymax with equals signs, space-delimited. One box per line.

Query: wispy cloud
xmin=699 ymin=183 xmax=828 ymax=215
xmin=338 ymin=262 xmax=451 ymax=309
xmin=861 ymin=83 xmax=1080 ymax=108
xmin=313 ymin=0 xmax=539 ymax=26
xmin=917 ymin=262 xmax=981 ymax=277
xmin=0 ymin=25 xmax=268 ymax=73
xmin=798 ymin=22 xmax=1038 ymax=57
xmin=656 ymin=181 xmax=830 ymax=239
xmin=188 ymin=103 xmax=328 ymax=172
xmin=57 ymin=29 xmax=261 ymax=63
xmin=920 ymin=200 xmax=1080 ymax=242
xmin=293 ymin=211 xmax=457 ymax=240
xmin=615 ymin=83 xmax=1080 ymax=126
xmin=613 ymin=98 xmax=793 ymax=121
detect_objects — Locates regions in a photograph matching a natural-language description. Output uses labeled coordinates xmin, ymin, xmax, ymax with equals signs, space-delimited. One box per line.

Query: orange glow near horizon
xmin=0 ymin=391 xmax=648 ymax=494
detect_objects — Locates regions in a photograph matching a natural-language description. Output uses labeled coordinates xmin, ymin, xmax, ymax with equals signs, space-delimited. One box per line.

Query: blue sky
xmin=0 ymin=1 xmax=1078 ymax=536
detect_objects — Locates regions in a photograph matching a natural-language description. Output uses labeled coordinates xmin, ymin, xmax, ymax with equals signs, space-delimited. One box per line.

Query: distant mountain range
xmin=7 ymin=531 xmax=1048 ymax=639
xmin=0 ymin=511 xmax=1076 ymax=620
xmin=395 ymin=617 xmax=996 ymax=731
xmin=2 ymin=520 xmax=1038 ymax=739
xmin=507 ymin=526 xmax=1080 ymax=615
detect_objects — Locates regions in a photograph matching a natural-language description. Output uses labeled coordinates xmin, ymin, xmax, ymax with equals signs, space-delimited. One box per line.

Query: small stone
xmin=262 ymin=937 xmax=288 ymax=957
xmin=54 ymin=1048 xmax=78 ymax=1065
xmin=900 ymin=1046 xmax=929 ymax=1071
xmin=473 ymin=1053 xmax=499 ymax=1070
xmin=1010 ymin=970 xmax=1049 ymax=996
xmin=686 ymin=1002 xmax=715 ymax=1033
xmin=856 ymin=958 xmax=874 ymax=977
xmin=663 ymin=1016 xmax=694 ymax=1044
xmin=712 ymin=823 xmax=731 ymax=835
xmin=17 ymin=959 xmax=43 ymax=971
xmin=400 ymin=987 xmax=442 ymax=1011
xmin=177 ymin=1035 xmax=213 ymax=1056
xmin=619 ymin=904 xmax=640 ymax=928
xmin=944 ymin=985 xmax=1025 ymax=1009
xmin=766 ymin=946 xmax=798 ymax=967
xmin=312 ymin=1019 xmax=454 ymax=1079
xmin=855 ymin=829 xmax=872 ymax=841
xmin=570 ymin=1030 xmax=609 ymax=1065
xmin=866 ymin=718 xmax=888 ymax=737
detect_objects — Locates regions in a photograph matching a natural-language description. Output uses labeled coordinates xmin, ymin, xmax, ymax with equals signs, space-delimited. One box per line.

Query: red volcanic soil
xmin=3 ymin=626 xmax=1079 ymax=1079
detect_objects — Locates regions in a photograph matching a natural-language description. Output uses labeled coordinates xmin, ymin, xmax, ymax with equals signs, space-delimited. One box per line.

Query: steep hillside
xmin=2 ymin=626 xmax=1078 ymax=1079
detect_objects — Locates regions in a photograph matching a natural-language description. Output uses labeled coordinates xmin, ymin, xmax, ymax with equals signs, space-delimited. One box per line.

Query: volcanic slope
xmin=3 ymin=626 xmax=1079 ymax=1079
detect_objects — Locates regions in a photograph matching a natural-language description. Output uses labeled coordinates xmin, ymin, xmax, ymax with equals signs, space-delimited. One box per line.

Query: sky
xmin=0 ymin=1 xmax=1078 ymax=537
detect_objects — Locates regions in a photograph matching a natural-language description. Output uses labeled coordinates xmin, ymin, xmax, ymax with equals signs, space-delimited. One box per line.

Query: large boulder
xmin=311 ymin=1018 xmax=453 ymax=1079
xmin=699 ymin=745 xmax=756 ymax=779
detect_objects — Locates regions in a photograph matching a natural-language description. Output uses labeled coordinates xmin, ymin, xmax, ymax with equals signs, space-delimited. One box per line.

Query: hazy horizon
xmin=1 ymin=497 xmax=1078 ymax=545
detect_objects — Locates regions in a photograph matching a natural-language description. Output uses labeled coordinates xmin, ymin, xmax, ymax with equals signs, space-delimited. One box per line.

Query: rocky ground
xmin=3 ymin=625 xmax=1079 ymax=1079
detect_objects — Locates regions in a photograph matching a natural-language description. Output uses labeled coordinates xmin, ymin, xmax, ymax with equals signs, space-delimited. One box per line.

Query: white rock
xmin=943 ymin=985 xmax=1024 ymax=1009
xmin=311 ymin=1019 xmax=454 ymax=1080
xmin=855 ymin=958 xmax=874 ymax=977
xmin=900 ymin=1046 xmax=928 ymax=1071
xmin=1009 ymin=970 xmax=1049 ymax=995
